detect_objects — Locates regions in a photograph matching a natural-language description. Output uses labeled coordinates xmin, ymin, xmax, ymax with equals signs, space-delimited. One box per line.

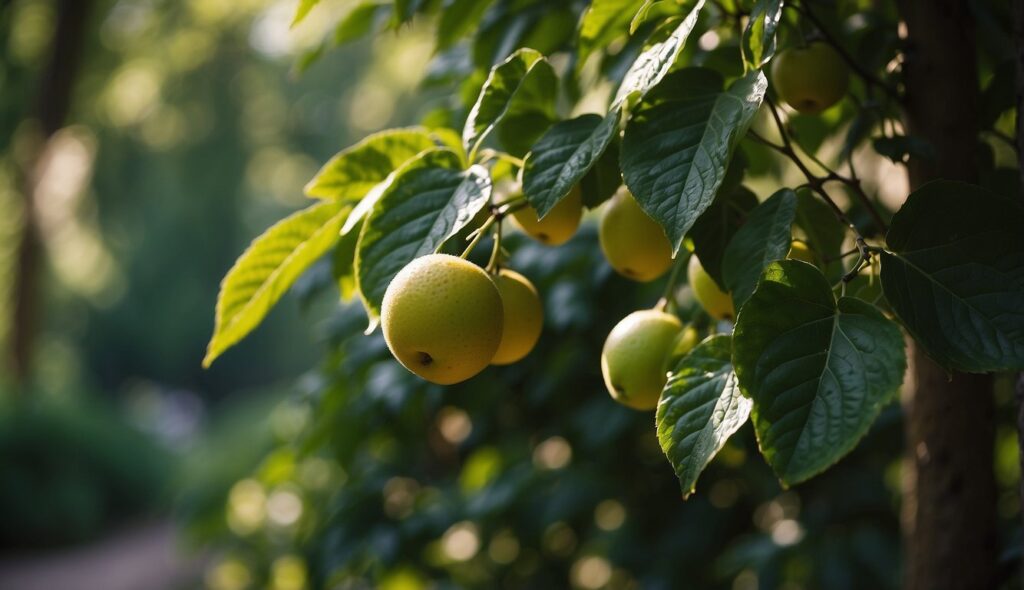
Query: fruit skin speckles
xmin=599 ymin=188 xmax=674 ymax=282
xmin=511 ymin=185 xmax=583 ymax=246
xmin=601 ymin=309 xmax=689 ymax=411
xmin=770 ymin=42 xmax=850 ymax=114
xmin=381 ymin=254 xmax=503 ymax=385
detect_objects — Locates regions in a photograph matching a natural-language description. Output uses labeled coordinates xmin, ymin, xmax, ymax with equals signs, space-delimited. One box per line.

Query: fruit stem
xmin=486 ymin=218 xmax=503 ymax=273
xmin=655 ymin=254 xmax=688 ymax=313
xmin=461 ymin=214 xmax=498 ymax=259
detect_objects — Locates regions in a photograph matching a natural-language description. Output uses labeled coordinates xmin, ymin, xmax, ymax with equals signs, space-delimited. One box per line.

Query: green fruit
xmin=511 ymin=186 xmax=583 ymax=246
xmin=788 ymin=240 xmax=817 ymax=264
xmin=601 ymin=309 xmax=683 ymax=411
xmin=599 ymin=189 xmax=674 ymax=282
xmin=491 ymin=269 xmax=544 ymax=365
xmin=688 ymin=255 xmax=734 ymax=320
xmin=381 ymin=254 xmax=503 ymax=385
xmin=770 ymin=42 xmax=850 ymax=114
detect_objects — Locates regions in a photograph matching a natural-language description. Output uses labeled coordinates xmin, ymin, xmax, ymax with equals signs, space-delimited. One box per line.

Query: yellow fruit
xmin=491 ymin=269 xmax=544 ymax=365
xmin=688 ymin=255 xmax=734 ymax=320
xmin=672 ymin=325 xmax=700 ymax=358
xmin=770 ymin=42 xmax=850 ymax=114
xmin=599 ymin=189 xmax=674 ymax=281
xmin=788 ymin=240 xmax=817 ymax=264
xmin=381 ymin=254 xmax=503 ymax=385
xmin=601 ymin=310 xmax=683 ymax=411
xmin=511 ymin=185 xmax=582 ymax=246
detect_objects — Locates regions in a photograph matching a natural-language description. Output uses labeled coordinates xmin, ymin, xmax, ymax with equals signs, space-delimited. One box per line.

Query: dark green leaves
xmin=688 ymin=185 xmax=758 ymax=289
xmin=613 ymin=0 xmax=705 ymax=106
xmin=741 ymin=0 xmax=783 ymax=70
xmin=657 ymin=335 xmax=752 ymax=498
xmin=733 ymin=260 xmax=905 ymax=484
xmin=880 ymin=180 xmax=1024 ymax=372
xmin=355 ymin=149 xmax=492 ymax=319
xmin=205 ymin=201 xmax=352 ymax=367
xmin=304 ymin=128 xmax=435 ymax=200
xmin=621 ymin=68 xmax=767 ymax=252
xmin=522 ymin=112 xmax=620 ymax=218
xmin=722 ymin=189 xmax=796 ymax=309
xmin=463 ymin=48 xmax=557 ymax=159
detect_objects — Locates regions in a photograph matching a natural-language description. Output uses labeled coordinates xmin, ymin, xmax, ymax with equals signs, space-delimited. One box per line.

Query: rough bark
xmin=8 ymin=0 xmax=91 ymax=385
xmin=896 ymin=1 xmax=996 ymax=589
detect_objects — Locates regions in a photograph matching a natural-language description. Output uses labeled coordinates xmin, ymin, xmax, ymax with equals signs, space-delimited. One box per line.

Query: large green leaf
xmin=204 ymin=201 xmax=352 ymax=367
xmin=688 ymin=184 xmax=758 ymax=290
xmin=613 ymin=0 xmax=705 ymax=106
xmin=879 ymin=180 xmax=1024 ymax=372
xmin=722 ymin=188 xmax=797 ymax=309
xmin=733 ymin=260 xmax=906 ymax=484
xmin=657 ymin=334 xmax=752 ymax=498
xmin=741 ymin=0 xmax=783 ymax=70
xmin=578 ymin=0 xmax=643 ymax=68
xmin=621 ymin=68 xmax=767 ymax=252
xmin=304 ymin=128 xmax=435 ymax=200
xmin=521 ymin=112 xmax=620 ymax=218
xmin=463 ymin=48 xmax=557 ymax=159
xmin=355 ymin=149 xmax=492 ymax=319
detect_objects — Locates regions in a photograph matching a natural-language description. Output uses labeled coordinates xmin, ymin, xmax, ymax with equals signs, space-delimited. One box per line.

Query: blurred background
xmin=0 ymin=0 xmax=1020 ymax=589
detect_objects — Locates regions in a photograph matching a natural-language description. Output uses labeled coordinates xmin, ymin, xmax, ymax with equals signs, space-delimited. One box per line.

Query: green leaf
xmin=871 ymin=135 xmax=936 ymax=164
xmin=437 ymin=0 xmax=495 ymax=51
xmin=688 ymin=185 xmax=758 ymax=290
xmin=304 ymin=128 xmax=435 ymax=200
xmin=355 ymin=149 xmax=492 ymax=318
xmin=657 ymin=334 xmax=752 ymax=498
xmin=793 ymin=189 xmax=843 ymax=263
xmin=463 ymin=48 xmax=557 ymax=159
xmin=732 ymin=260 xmax=906 ymax=484
xmin=579 ymin=138 xmax=622 ymax=209
xmin=879 ymin=180 xmax=1024 ymax=372
xmin=291 ymin=0 xmax=320 ymax=27
xmin=332 ymin=223 xmax=361 ymax=302
xmin=621 ymin=68 xmax=767 ymax=252
xmin=204 ymin=201 xmax=352 ymax=367
xmin=335 ymin=2 xmax=385 ymax=46
xmin=614 ymin=1 xmax=704 ymax=106
xmin=722 ymin=188 xmax=797 ymax=309
xmin=522 ymin=112 xmax=620 ymax=218
xmin=741 ymin=0 xmax=783 ymax=70
xmin=629 ymin=0 xmax=679 ymax=34
xmin=578 ymin=0 xmax=644 ymax=67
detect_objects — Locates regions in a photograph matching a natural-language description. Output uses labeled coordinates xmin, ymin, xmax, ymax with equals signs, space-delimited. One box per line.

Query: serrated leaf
xmin=204 ymin=201 xmax=352 ymax=367
xmin=621 ymin=68 xmax=767 ymax=253
xmin=688 ymin=184 xmax=758 ymax=290
xmin=614 ymin=1 xmax=704 ymax=106
xmin=741 ymin=0 xmax=783 ymax=70
xmin=732 ymin=260 xmax=906 ymax=484
xmin=879 ymin=180 xmax=1024 ymax=372
xmin=463 ymin=48 xmax=557 ymax=158
xmin=304 ymin=128 xmax=436 ymax=200
xmin=722 ymin=188 xmax=797 ymax=309
xmin=522 ymin=112 xmax=620 ymax=218
xmin=335 ymin=2 xmax=385 ymax=45
xmin=291 ymin=0 xmax=320 ymax=27
xmin=578 ymin=0 xmax=643 ymax=68
xmin=355 ymin=149 xmax=492 ymax=318
xmin=657 ymin=334 xmax=752 ymax=498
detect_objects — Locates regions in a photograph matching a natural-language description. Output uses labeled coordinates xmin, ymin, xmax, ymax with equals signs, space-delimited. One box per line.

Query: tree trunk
xmin=897 ymin=1 xmax=996 ymax=589
xmin=8 ymin=0 xmax=91 ymax=385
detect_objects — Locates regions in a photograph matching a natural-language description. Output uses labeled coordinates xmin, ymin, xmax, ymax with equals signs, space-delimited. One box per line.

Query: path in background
xmin=0 ymin=520 xmax=205 ymax=590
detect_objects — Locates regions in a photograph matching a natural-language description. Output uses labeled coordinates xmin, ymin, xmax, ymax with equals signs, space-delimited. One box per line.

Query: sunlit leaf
xmin=291 ymin=0 xmax=321 ymax=27
xmin=614 ymin=0 xmax=704 ymax=106
xmin=732 ymin=260 xmax=906 ymax=484
xmin=578 ymin=0 xmax=643 ymax=68
xmin=204 ymin=201 xmax=352 ymax=367
xmin=741 ymin=0 xmax=783 ymax=70
xmin=304 ymin=128 xmax=436 ymax=200
xmin=657 ymin=334 xmax=752 ymax=498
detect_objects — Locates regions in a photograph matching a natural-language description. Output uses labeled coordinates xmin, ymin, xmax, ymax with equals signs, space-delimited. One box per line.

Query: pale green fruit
xmin=511 ymin=186 xmax=583 ymax=246
xmin=491 ymin=269 xmax=544 ymax=365
xmin=771 ymin=42 xmax=850 ymax=114
xmin=601 ymin=309 xmax=683 ymax=411
xmin=381 ymin=254 xmax=503 ymax=385
xmin=688 ymin=255 xmax=734 ymax=320
xmin=599 ymin=189 xmax=674 ymax=281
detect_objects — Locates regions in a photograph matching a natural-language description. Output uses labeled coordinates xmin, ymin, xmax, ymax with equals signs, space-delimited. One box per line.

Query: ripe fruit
xmin=491 ymin=269 xmax=544 ymax=365
xmin=511 ymin=185 xmax=582 ymax=246
xmin=788 ymin=240 xmax=817 ymax=264
xmin=599 ymin=189 xmax=674 ymax=281
xmin=381 ymin=254 xmax=503 ymax=385
xmin=601 ymin=310 xmax=684 ymax=411
xmin=688 ymin=255 xmax=734 ymax=320
xmin=770 ymin=42 xmax=850 ymax=114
